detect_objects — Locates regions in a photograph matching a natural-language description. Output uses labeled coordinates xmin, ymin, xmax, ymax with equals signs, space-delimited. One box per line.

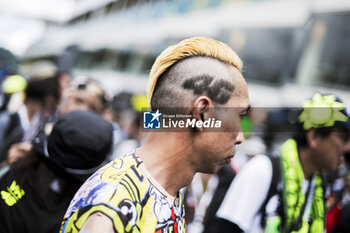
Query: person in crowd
xmin=0 ymin=74 xmax=27 ymax=143
xmin=0 ymin=110 xmax=113 ymax=233
xmin=0 ymin=61 xmax=60 ymax=163
xmin=60 ymin=36 xmax=250 ymax=233
xmin=0 ymin=47 xmax=17 ymax=85
xmin=0 ymin=47 xmax=18 ymax=119
xmin=328 ymin=141 xmax=350 ymax=233
xmin=1 ymin=77 xmax=123 ymax=168
xmin=324 ymin=163 xmax=347 ymax=233
xmin=216 ymin=93 xmax=349 ymax=233
xmin=57 ymin=78 xmax=125 ymax=162
xmin=58 ymin=78 xmax=107 ymax=115
xmin=110 ymin=94 xmax=148 ymax=160
xmin=332 ymin=171 xmax=350 ymax=233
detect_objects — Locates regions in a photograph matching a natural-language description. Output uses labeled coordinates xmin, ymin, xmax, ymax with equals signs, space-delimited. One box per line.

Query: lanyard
xmin=289 ymin=177 xmax=316 ymax=232
xmin=303 ymin=177 xmax=316 ymax=223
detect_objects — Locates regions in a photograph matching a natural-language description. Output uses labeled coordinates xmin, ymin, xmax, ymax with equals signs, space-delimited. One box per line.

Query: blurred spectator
xmin=58 ymin=78 xmax=127 ymax=160
xmin=1 ymin=77 xmax=125 ymax=168
xmin=0 ymin=75 xmax=27 ymax=144
xmin=333 ymin=203 xmax=350 ymax=233
xmin=342 ymin=166 xmax=350 ymax=205
xmin=34 ymin=77 xmax=109 ymax=140
xmin=343 ymin=140 xmax=350 ymax=168
xmin=58 ymin=72 xmax=72 ymax=97
xmin=332 ymin=171 xmax=350 ymax=233
xmin=0 ymin=110 xmax=113 ymax=233
xmin=0 ymin=47 xmax=21 ymax=148
xmin=0 ymin=61 xmax=60 ymax=163
xmin=111 ymin=92 xmax=133 ymax=121
xmin=48 ymin=77 xmax=125 ymax=164
xmin=111 ymin=111 xmax=143 ymax=158
xmin=109 ymin=94 xmax=147 ymax=160
xmin=57 ymin=45 xmax=79 ymax=95
xmin=0 ymin=47 xmax=17 ymax=84
xmin=324 ymin=122 xmax=350 ymax=233
xmin=327 ymin=141 xmax=350 ymax=233
xmin=187 ymin=166 xmax=234 ymax=233
xmin=325 ymin=165 xmax=347 ymax=233
xmin=58 ymin=79 xmax=107 ymax=115
xmin=215 ymin=93 xmax=349 ymax=233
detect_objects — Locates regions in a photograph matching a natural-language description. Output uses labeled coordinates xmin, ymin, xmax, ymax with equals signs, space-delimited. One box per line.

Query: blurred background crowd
xmin=0 ymin=0 xmax=350 ymax=232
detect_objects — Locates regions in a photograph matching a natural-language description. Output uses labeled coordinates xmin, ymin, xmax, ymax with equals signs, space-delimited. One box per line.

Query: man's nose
xmin=235 ymin=131 xmax=245 ymax=145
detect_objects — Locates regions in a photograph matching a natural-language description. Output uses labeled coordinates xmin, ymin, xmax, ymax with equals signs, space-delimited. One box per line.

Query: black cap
xmin=33 ymin=110 xmax=113 ymax=183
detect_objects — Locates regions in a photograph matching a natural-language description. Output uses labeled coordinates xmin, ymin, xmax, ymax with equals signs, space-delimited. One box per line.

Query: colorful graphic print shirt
xmin=60 ymin=153 xmax=186 ymax=233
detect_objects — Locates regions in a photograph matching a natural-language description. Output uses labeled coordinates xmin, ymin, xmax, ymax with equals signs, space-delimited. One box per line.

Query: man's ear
xmin=306 ymin=129 xmax=317 ymax=149
xmin=190 ymin=96 xmax=212 ymax=132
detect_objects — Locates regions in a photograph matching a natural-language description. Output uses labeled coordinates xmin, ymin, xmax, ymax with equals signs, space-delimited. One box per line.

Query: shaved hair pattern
xmin=182 ymin=75 xmax=235 ymax=105
xmin=148 ymin=37 xmax=243 ymax=108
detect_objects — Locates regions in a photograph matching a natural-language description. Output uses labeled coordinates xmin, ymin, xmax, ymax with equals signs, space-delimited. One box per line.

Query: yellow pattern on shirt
xmin=61 ymin=154 xmax=185 ymax=233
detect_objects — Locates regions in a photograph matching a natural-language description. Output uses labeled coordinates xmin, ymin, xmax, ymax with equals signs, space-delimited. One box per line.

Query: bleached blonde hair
xmin=147 ymin=37 xmax=243 ymax=108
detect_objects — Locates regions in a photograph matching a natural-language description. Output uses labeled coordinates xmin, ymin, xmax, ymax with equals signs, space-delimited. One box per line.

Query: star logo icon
xmin=143 ymin=110 xmax=162 ymax=129
xmin=150 ymin=110 xmax=161 ymax=122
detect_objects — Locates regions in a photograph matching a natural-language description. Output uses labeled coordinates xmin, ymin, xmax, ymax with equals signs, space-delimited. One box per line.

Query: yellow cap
xmin=131 ymin=94 xmax=148 ymax=112
xmin=3 ymin=75 xmax=27 ymax=94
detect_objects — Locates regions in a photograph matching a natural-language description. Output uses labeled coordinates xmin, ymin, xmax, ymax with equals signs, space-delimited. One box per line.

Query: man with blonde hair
xmin=60 ymin=37 xmax=250 ymax=233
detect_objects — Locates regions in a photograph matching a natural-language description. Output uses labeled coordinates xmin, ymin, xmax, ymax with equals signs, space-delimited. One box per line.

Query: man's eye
xmin=240 ymin=113 xmax=247 ymax=119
